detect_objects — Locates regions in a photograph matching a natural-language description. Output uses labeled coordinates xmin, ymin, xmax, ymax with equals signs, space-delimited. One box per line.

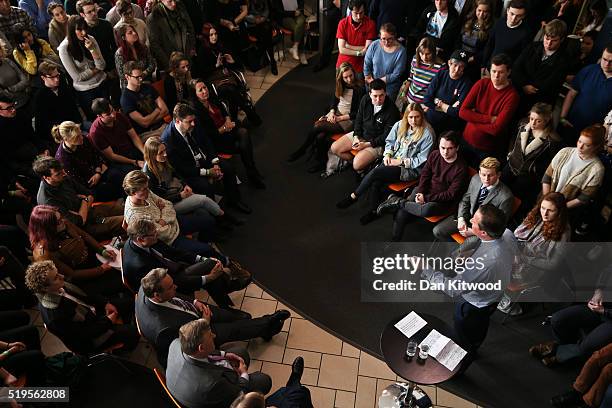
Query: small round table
xmin=379 ymin=313 xmax=462 ymax=407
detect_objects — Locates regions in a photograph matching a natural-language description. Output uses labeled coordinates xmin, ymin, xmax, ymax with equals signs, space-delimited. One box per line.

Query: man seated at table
xmin=421 ymin=205 xmax=517 ymax=359
xmin=120 ymin=61 xmax=168 ymax=140
xmin=136 ymin=268 xmax=289 ymax=366
xmin=166 ymin=319 xmax=272 ymax=407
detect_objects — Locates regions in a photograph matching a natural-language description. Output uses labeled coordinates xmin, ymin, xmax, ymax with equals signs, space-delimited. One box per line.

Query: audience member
xmin=559 ymin=44 xmax=612 ymax=144
xmin=529 ymin=282 xmax=612 ymax=368
xmin=90 ymin=97 xmax=145 ymax=174
xmin=11 ymin=25 xmax=60 ymax=76
xmin=77 ymin=0 xmax=116 ymax=74
xmin=163 ymin=51 xmax=192 ymax=113
xmin=336 ymin=103 xmax=434 ymax=226
xmin=363 ymin=22 xmax=407 ymax=101
xmin=433 ymin=157 xmax=514 ymax=243
xmin=0 ymin=310 xmax=45 ymax=385
xmin=458 ymin=53 xmax=519 ymax=167
xmin=106 ymin=0 xmax=144 ymax=26
xmin=368 ymin=0 xmax=411 ymax=37
xmin=414 ymin=0 xmax=460 ymax=59
xmin=0 ymin=247 xmax=34 ymax=310
xmin=120 ymin=61 xmax=168 ymax=139
xmin=459 ymin=0 xmax=494 ymax=81
xmin=58 ymin=15 xmax=108 ymax=120
xmin=53 ymin=121 xmax=125 ymax=200
xmin=165 ymin=318 xmax=272 ymax=407
xmin=25 ymin=260 xmax=140 ymax=354
xmin=566 ymin=30 xmax=598 ymax=83
xmin=335 ymin=0 xmax=377 ymax=75
xmin=482 ymin=0 xmax=529 ymax=70
xmin=143 ymin=137 xmax=239 ymax=228
xmin=551 ymin=343 xmax=612 ymax=408
xmin=122 ymin=218 xmax=245 ymax=305
xmin=512 ymin=19 xmax=575 ymax=114
xmin=423 ymin=49 xmax=472 ymax=135
xmin=377 ymin=131 xmax=469 ymax=241
xmin=115 ymin=23 xmax=155 ymax=89
xmin=147 ymin=0 xmax=195 ymax=71
xmin=271 ymin=0 xmax=307 ymax=65
xmin=312 ymin=0 xmax=344 ymax=72
xmin=33 ymin=156 xmax=124 ymax=239
xmin=288 ymin=61 xmax=365 ymax=172
xmin=577 ymin=0 xmax=607 ymax=36
xmin=113 ymin=0 xmax=148 ymax=47
xmin=245 ymin=0 xmax=278 ymax=75
xmin=330 ymin=79 xmax=400 ymax=173
xmin=398 ymin=37 xmax=445 ymax=109
xmin=498 ymin=192 xmax=570 ymax=315
xmin=0 ymin=45 xmax=30 ymax=109
xmin=34 ymin=61 xmax=82 ymax=144
xmin=191 ymin=79 xmax=265 ymax=189
xmin=28 ymin=204 xmax=124 ymax=296
xmin=136 ymin=268 xmax=288 ymax=365
xmin=208 ymin=0 xmax=248 ymax=61
xmin=18 ymin=0 xmax=53 ymax=39
xmin=542 ymin=125 xmax=606 ymax=229
xmin=46 ymin=2 xmax=67 ymax=51
xmin=194 ymin=22 xmax=242 ymax=78
xmin=162 ymin=103 xmax=251 ymax=214
xmin=502 ymin=103 xmax=561 ymax=210
xmin=0 ymin=0 xmax=36 ymax=50
xmin=422 ymin=204 xmax=517 ymax=357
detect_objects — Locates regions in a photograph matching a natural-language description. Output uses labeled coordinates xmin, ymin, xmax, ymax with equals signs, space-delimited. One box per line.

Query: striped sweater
xmin=407 ymin=56 xmax=445 ymax=104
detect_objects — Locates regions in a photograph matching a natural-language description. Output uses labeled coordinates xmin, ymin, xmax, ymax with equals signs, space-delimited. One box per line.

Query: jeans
xmin=454 ymin=300 xmax=498 ymax=353
xmin=77 ymin=83 xmax=109 ymax=120
xmin=173 ymin=194 xmax=223 ymax=217
xmin=177 ymin=211 xmax=217 ymax=242
xmin=171 ymin=235 xmax=219 ymax=260
xmin=355 ymin=165 xmax=402 ymax=212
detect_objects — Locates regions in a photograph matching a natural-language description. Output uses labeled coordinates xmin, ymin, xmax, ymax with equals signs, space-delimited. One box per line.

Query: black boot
xmin=268 ymin=50 xmax=278 ymax=75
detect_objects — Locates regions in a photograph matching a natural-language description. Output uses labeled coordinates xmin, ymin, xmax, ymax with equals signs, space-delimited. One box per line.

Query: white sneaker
xmin=299 ymin=53 xmax=308 ymax=65
xmin=289 ymin=45 xmax=299 ymax=61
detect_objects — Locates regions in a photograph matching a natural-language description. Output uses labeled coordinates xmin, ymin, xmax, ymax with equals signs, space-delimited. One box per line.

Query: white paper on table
xmin=419 ymin=329 xmax=467 ymax=371
xmin=394 ymin=311 xmax=427 ymax=338
xmin=95 ymin=245 xmax=121 ymax=270
xmin=282 ymin=0 xmax=298 ymax=11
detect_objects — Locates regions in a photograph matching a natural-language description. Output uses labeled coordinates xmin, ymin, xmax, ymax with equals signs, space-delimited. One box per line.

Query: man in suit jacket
xmin=433 ymin=157 xmax=514 ymax=243
xmin=423 ymin=205 xmax=517 ymax=357
xmin=161 ymin=103 xmax=251 ymax=214
xmin=136 ymin=269 xmax=289 ymax=367
xmin=24 ymin=260 xmax=139 ymax=354
xmin=166 ymin=319 xmax=272 ymax=408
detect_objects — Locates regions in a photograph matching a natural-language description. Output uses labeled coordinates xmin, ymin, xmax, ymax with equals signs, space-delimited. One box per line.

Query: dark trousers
xmin=317 ymin=7 xmax=341 ymax=67
xmin=186 ymin=160 xmax=242 ymax=204
xmin=460 ymin=139 xmax=496 ymax=169
xmin=212 ymin=127 xmax=260 ymax=178
xmin=177 ymin=210 xmax=216 ymax=242
xmin=96 ymin=295 xmax=140 ymax=353
xmin=392 ymin=191 xmax=452 ymax=240
xmin=355 ymin=165 xmax=403 ymax=212
xmin=91 ymin=164 xmax=132 ymax=201
xmin=453 ymin=300 xmax=498 ymax=353
xmin=0 ymin=247 xmax=34 ymax=310
xmin=294 ymin=119 xmax=344 ymax=164
xmin=221 ymin=345 xmax=271 ymax=395
xmin=552 ymin=305 xmax=612 ymax=363
xmin=210 ymin=306 xmax=274 ymax=346
xmin=77 ymin=82 xmax=110 ymax=121
xmin=0 ymin=312 xmax=46 ymax=385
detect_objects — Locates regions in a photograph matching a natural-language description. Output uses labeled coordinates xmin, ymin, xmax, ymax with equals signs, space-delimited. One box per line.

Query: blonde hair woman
xmin=336 ymin=103 xmax=435 ymax=225
xmin=142 ymin=137 xmax=241 ymax=227
xmin=53 ymin=121 xmax=124 ymax=200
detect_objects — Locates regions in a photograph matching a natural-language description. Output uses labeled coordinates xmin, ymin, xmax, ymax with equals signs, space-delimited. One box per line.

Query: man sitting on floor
xmin=89 ymin=97 xmax=144 ymax=175
xmin=33 ymin=156 xmax=124 ymax=240
xmin=330 ymin=79 xmax=400 ymax=173
xmin=377 ymin=131 xmax=469 ymax=241
xmin=120 ymin=61 xmax=168 ymax=140
xmin=166 ymin=318 xmax=272 ymax=407
xmin=136 ymin=268 xmax=289 ymax=366
xmin=122 ymin=217 xmax=243 ymax=308
xmin=432 ymin=157 xmax=513 ymax=244
xmin=25 ymin=260 xmax=140 ymax=354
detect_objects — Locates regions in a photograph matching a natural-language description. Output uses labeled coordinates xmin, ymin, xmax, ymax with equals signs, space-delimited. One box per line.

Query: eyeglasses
xmin=0 ymin=104 xmax=16 ymax=111
xmin=128 ymin=74 xmax=144 ymax=80
xmin=43 ymin=73 xmax=61 ymax=79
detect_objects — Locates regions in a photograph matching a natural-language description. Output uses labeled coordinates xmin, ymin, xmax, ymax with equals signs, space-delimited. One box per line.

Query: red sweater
xmin=459 ymin=79 xmax=519 ymax=152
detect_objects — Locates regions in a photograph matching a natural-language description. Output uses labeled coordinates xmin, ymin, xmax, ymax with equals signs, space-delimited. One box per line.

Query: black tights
xmin=294 ymin=120 xmax=344 ymax=163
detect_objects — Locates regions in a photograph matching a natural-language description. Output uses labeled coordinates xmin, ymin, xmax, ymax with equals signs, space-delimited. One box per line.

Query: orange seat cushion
xmin=451 ymin=232 xmax=465 ymax=244
xmin=388 ymin=179 xmax=417 ymax=192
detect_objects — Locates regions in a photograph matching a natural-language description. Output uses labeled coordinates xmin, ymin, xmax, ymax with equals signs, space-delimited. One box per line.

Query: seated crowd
xmin=0 ymin=0 xmax=610 ymax=407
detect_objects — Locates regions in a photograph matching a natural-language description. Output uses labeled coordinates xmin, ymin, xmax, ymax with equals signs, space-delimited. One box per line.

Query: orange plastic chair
xmin=218 ymin=153 xmax=233 ymax=160
xmin=388 ymin=179 xmax=417 ymax=193
xmin=451 ymin=232 xmax=465 ymax=244
xmin=154 ymin=368 xmax=183 ymax=408
xmin=424 ymin=214 xmax=449 ymax=223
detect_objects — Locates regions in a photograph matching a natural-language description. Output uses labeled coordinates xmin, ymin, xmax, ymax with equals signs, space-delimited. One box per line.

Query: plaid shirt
xmin=0 ymin=7 xmax=35 ymax=46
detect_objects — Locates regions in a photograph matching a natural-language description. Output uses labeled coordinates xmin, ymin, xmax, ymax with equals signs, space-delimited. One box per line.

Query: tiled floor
xmin=32 ymin=56 xmax=485 ymax=407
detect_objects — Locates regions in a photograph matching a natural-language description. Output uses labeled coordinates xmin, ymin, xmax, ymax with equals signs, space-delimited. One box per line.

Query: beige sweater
xmin=124 ymin=190 xmax=180 ymax=244
xmin=542 ymin=147 xmax=604 ymax=202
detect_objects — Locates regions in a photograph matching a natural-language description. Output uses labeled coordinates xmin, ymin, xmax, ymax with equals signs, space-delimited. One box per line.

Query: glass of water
xmin=406 ymin=340 xmax=417 ymax=359
xmin=419 ymin=344 xmax=430 ymax=360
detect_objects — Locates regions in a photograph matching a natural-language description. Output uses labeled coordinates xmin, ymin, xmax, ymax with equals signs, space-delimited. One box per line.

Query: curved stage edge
xmin=221 ymin=61 xmax=577 ymax=408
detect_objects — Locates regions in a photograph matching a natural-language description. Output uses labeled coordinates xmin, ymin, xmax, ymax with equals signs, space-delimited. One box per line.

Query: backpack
xmin=45 ymin=352 xmax=87 ymax=387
